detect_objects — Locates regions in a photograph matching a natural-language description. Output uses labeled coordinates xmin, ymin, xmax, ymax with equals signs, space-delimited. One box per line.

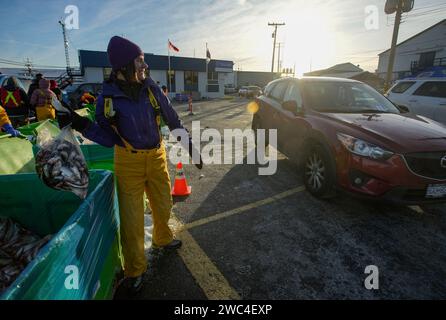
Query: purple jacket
xmin=83 ymin=77 xmax=184 ymax=149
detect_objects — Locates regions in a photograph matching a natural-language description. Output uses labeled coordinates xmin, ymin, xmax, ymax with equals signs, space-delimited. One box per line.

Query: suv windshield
xmin=302 ymin=81 xmax=400 ymax=114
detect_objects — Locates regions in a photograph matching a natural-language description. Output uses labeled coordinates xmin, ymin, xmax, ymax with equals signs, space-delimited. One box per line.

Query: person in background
xmin=52 ymin=87 xmax=75 ymax=126
xmin=49 ymin=80 xmax=58 ymax=92
xmin=27 ymin=73 xmax=43 ymax=98
xmin=161 ymin=85 xmax=168 ymax=97
xmin=30 ymin=78 xmax=57 ymax=121
xmin=59 ymin=36 xmax=203 ymax=294
xmin=0 ymin=105 xmax=21 ymax=137
xmin=0 ymin=77 xmax=30 ymax=127
xmin=52 ymin=87 xmax=63 ymax=102
xmin=80 ymin=91 xmax=96 ymax=106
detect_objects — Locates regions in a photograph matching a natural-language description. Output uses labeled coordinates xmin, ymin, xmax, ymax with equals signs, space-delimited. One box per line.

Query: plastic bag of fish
xmin=35 ymin=126 xmax=89 ymax=199
xmin=0 ymin=217 xmax=51 ymax=293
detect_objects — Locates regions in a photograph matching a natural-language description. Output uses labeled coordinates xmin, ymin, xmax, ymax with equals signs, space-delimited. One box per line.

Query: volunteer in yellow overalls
xmin=29 ymin=78 xmax=57 ymax=121
xmin=0 ymin=105 xmax=21 ymax=137
xmin=62 ymin=36 xmax=202 ymax=293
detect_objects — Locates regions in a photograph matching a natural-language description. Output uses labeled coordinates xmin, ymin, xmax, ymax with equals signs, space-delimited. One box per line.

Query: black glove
xmin=56 ymin=110 xmax=72 ymax=129
xmin=71 ymin=111 xmax=92 ymax=132
xmin=176 ymin=129 xmax=203 ymax=170
xmin=195 ymin=156 xmax=203 ymax=170
xmin=188 ymin=138 xmax=203 ymax=170
xmin=56 ymin=108 xmax=92 ymax=132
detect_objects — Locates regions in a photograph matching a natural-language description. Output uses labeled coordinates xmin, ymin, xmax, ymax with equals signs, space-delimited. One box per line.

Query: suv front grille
xmin=404 ymin=152 xmax=446 ymax=180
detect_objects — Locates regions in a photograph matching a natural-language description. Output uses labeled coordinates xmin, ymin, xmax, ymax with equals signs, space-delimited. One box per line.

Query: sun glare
xmin=282 ymin=8 xmax=338 ymax=76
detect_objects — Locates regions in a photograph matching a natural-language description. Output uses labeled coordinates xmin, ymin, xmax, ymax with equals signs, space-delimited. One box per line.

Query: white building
xmin=377 ymin=19 xmax=446 ymax=81
xmin=79 ymin=50 xmax=234 ymax=99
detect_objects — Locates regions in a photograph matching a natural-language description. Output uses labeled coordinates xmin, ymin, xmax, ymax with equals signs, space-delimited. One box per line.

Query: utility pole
xmin=268 ymin=22 xmax=285 ymax=73
xmin=277 ymin=42 xmax=284 ymax=74
xmin=58 ymin=20 xmax=71 ymax=74
xmin=384 ymin=0 xmax=403 ymax=91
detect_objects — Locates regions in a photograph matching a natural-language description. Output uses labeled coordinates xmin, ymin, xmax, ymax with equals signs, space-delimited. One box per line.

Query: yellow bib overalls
xmin=105 ymin=89 xmax=174 ymax=278
xmin=35 ymin=90 xmax=56 ymax=121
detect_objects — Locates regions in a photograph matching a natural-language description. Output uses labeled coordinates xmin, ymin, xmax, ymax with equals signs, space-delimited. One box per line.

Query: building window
xmin=184 ymin=71 xmax=198 ymax=91
xmin=208 ymin=71 xmax=218 ymax=80
xmin=103 ymin=67 xmax=112 ymax=80
xmin=166 ymin=70 xmax=176 ymax=92
xmin=207 ymin=71 xmax=219 ymax=93
xmin=207 ymin=84 xmax=219 ymax=92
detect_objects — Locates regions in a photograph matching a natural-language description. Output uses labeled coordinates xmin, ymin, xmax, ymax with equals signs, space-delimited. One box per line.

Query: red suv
xmin=253 ymin=77 xmax=446 ymax=203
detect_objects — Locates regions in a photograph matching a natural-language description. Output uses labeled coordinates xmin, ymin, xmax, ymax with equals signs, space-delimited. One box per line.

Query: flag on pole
xmin=168 ymin=40 xmax=179 ymax=52
xmin=206 ymin=47 xmax=211 ymax=61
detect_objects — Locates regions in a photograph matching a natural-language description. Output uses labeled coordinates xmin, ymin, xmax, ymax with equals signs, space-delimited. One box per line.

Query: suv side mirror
xmin=396 ymin=104 xmax=409 ymax=113
xmin=282 ymin=100 xmax=301 ymax=115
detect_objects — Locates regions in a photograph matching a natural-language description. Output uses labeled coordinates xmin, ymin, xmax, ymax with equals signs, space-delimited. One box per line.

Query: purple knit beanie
xmin=107 ymin=36 xmax=143 ymax=71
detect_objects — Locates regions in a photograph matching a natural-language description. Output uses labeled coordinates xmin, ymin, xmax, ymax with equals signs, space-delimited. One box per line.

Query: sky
xmin=0 ymin=0 xmax=445 ymax=76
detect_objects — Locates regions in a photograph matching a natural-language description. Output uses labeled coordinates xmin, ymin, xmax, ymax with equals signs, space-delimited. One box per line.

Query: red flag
xmin=168 ymin=40 xmax=179 ymax=52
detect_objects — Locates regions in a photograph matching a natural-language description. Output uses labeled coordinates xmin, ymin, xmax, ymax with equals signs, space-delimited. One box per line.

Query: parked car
xmin=386 ymin=78 xmax=446 ymax=124
xmin=239 ymin=86 xmax=262 ymax=98
xmin=224 ymin=85 xmax=237 ymax=94
xmin=253 ymin=76 xmax=446 ymax=203
xmin=66 ymin=82 xmax=103 ymax=109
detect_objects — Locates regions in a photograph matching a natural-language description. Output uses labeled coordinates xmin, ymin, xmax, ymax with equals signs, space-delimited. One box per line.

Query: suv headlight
xmin=337 ymin=133 xmax=393 ymax=160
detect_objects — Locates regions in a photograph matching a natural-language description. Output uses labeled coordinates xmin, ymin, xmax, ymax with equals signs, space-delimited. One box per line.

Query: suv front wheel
xmin=303 ymin=144 xmax=336 ymax=198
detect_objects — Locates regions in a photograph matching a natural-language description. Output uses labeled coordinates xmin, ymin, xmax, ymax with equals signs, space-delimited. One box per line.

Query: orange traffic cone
xmin=171 ymin=162 xmax=192 ymax=196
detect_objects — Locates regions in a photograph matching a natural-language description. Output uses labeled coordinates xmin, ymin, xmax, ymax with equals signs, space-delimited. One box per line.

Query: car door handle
xmin=440 ymin=103 xmax=446 ymax=106
xmin=409 ymin=100 xmax=418 ymax=102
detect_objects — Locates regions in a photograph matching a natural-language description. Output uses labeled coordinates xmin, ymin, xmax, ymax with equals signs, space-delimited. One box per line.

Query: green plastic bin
xmin=17 ymin=119 xmax=60 ymax=137
xmin=0 ymin=139 xmax=114 ymax=176
xmin=0 ymin=170 xmax=122 ymax=300
xmin=80 ymin=144 xmax=115 ymax=172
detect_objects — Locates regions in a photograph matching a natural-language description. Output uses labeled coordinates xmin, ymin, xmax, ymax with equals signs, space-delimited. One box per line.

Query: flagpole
xmin=205 ymin=42 xmax=208 ymax=97
xmin=168 ymin=39 xmax=171 ymax=93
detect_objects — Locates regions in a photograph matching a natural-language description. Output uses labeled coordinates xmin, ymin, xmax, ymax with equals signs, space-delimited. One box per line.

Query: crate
xmin=17 ymin=119 xmax=60 ymax=137
xmin=0 ymin=170 xmax=122 ymax=300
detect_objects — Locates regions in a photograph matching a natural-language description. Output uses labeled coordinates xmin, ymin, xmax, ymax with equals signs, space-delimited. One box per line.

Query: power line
xmin=0 ymin=57 xmax=66 ymax=69
xmin=390 ymin=7 xmax=446 ymax=23
xmin=404 ymin=8 xmax=446 ymax=19
xmin=411 ymin=3 xmax=446 ymax=12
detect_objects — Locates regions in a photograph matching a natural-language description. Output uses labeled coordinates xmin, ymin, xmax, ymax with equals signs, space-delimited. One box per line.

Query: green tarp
xmin=0 ymin=120 xmax=61 ymax=175
xmin=0 ymin=170 xmax=122 ymax=300
xmin=0 ymin=138 xmax=115 ymax=175
xmin=0 ymin=135 xmax=35 ymax=174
